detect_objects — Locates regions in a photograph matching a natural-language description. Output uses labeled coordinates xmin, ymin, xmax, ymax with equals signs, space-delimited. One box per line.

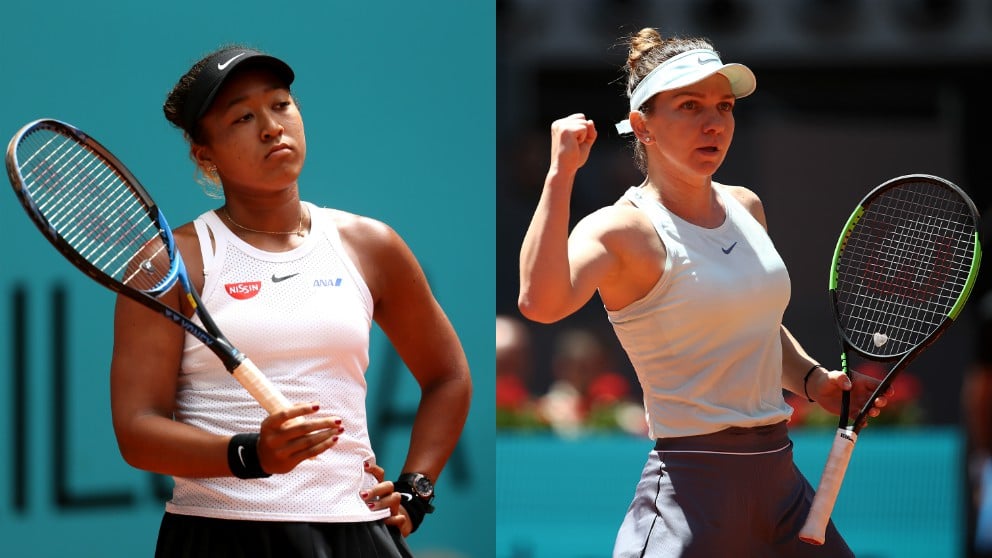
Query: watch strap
xmin=394 ymin=473 xmax=435 ymax=533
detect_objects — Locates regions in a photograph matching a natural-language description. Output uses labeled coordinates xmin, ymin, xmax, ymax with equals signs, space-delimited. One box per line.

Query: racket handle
xmin=231 ymin=357 xmax=292 ymax=415
xmin=799 ymin=428 xmax=857 ymax=545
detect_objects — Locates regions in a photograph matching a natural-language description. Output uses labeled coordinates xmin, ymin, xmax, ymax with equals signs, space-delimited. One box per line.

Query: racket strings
xmin=15 ymin=128 xmax=171 ymax=292
xmin=835 ymin=181 xmax=976 ymax=356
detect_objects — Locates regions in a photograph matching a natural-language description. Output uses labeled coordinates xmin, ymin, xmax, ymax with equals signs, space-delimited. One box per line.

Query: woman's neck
xmin=641 ymin=172 xmax=725 ymax=229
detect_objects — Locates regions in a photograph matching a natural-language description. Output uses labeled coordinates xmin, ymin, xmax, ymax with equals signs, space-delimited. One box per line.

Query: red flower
xmin=586 ymin=372 xmax=632 ymax=406
xmin=496 ymin=375 xmax=533 ymax=410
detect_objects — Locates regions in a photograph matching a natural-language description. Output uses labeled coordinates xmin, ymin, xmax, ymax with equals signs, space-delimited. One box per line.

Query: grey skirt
xmin=613 ymin=422 xmax=854 ymax=558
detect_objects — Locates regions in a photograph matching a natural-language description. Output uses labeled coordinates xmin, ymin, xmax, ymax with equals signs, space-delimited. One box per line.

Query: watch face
xmin=413 ymin=476 xmax=434 ymax=498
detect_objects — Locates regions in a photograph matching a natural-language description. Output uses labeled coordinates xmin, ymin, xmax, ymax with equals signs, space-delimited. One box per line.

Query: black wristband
xmin=227 ymin=433 xmax=271 ymax=479
xmin=395 ymin=481 xmax=435 ymax=533
xmin=804 ymin=364 xmax=825 ymax=403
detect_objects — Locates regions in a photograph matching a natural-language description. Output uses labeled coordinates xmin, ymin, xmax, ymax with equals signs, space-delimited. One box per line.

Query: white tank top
xmin=607 ymin=186 xmax=794 ymax=439
xmin=166 ymin=202 xmax=390 ymax=523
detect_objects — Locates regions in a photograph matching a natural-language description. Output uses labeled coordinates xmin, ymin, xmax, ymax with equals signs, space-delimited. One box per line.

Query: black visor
xmin=180 ymin=47 xmax=295 ymax=132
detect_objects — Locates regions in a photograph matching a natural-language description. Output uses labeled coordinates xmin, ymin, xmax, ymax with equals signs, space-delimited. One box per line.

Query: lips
xmin=266 ymin=144 xmax=292 ymax=158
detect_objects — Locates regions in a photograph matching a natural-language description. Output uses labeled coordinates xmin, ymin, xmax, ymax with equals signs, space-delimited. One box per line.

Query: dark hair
xmin=622 ymin=29 xmax=714 ymax=173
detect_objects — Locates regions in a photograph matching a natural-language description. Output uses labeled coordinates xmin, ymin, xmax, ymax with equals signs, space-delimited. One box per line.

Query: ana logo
xmin=225 ymin=281 xmax=262 ymax=300
xmin=313 ymin=278 xmax=343 ymax=287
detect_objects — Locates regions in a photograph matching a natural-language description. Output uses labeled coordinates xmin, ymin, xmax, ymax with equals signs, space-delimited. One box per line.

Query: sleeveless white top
xmin=607 ymin=186 xmax=794 ymax=439
xmin=166 ymin=202 xmax=390 ymax=523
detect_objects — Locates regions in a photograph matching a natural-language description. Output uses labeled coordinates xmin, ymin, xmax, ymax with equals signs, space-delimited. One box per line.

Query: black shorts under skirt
xmin=154 ymin=512 xmax=414 ymax=558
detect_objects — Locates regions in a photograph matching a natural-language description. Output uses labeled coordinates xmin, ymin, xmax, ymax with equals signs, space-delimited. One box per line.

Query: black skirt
xmin=154 ymin=512 xmax=414 ymax=558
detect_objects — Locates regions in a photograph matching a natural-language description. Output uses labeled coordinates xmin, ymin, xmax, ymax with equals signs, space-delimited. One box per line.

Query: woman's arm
xmin=518 ymin=114 xmax=624 ymax=323
xmin=110 ymin=289 xmax=233 ymax=476
xmin=780 ymin=325 xmax=891 ymax=419
xmin=779 ymin=325 xmax=824 ymax=398
xmin=343 ymin=215 xmax=471 ymax=536
xmin=342 ymin=216 xmax=472 ymax=484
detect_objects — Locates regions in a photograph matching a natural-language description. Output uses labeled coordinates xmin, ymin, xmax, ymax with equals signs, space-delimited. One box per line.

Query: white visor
xmin=615 ymin=48 xmax=756 ymax=135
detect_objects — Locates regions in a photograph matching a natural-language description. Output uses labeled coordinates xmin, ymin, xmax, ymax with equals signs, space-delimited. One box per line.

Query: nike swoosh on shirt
xmin=218 ymin=52 xmax=247 ymax=71
xmin=722 ymin=242 xmax=738 ymax=254
xmin=272 ymin=273 xmax=300 ymax=283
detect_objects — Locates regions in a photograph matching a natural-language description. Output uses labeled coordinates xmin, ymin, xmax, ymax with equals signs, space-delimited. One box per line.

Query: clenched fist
xmin=549 ymin=113 xmax=597 ymax=175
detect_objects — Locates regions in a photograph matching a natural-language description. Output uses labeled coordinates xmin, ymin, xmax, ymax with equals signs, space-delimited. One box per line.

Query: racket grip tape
xmin=799 ymin=428 xmax=858 ymax=545
xmin=231 ymin=357 xmax=292 ymax=415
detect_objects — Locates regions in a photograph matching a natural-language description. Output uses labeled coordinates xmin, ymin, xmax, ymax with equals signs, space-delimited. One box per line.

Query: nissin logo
xmin=314 ymin=278 xmax=343 ymax=287
xmin=225 ymin=281 xmax=262 ymax=300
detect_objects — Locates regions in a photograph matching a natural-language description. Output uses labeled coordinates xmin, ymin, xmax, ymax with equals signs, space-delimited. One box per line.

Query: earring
xmin=643 ymin=136 xmax=652 ymax=144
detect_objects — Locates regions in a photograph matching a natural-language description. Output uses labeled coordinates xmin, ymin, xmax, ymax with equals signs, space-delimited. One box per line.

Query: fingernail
xmin=312 ymin=404 xmax=320 ymax=411
xmin=364 ymin=462 xmax=371 ymax=469
xmin=359 ymin=491 xmax=368 ymax=499
xmin=335 ymin=419 xmax=342 ymax=425
xmin=332 ymin=436 xmax=339 ymax=442
xmin=367 ymin=503 xmax=375 ymax=509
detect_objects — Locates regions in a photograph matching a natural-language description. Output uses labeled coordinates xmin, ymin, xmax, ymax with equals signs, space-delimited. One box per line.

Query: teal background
xmin=0 ymin=2 xmax=494 ymax=557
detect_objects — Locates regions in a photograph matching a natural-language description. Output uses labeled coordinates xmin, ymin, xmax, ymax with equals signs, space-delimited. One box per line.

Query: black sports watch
xmin=395 ymin=472 xmax=435 ymax=533
xmin=397 ymin=472 xmax=435 ymax=503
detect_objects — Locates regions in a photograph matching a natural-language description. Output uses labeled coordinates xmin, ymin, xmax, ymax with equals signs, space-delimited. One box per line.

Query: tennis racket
xmin=5 ymin=118 xmax=292 ymax=415
xmin=799 ymin=174 xmax=982 ymax=544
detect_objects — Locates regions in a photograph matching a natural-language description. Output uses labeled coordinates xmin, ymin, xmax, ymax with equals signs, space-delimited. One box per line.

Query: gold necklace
xmin=223 ymin=207 xmax=306 ymax=237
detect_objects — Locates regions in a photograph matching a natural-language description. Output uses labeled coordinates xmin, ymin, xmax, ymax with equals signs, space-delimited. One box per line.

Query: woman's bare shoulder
xmin=321 ymin=207 xmax=395 ymax=248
